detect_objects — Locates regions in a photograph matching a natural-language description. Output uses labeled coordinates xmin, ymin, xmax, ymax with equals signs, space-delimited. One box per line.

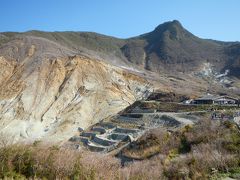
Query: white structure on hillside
xmin=193 ymin=94 xmax=238 ymax=105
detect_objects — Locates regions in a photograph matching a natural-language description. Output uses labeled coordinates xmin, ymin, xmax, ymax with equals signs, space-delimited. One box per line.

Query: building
xmin=193 ymin=94 xmax=217 ymax=104
xmin=193 ymin=94 xmax=238 ymax=105
xmin=214 ymin=96 xmax=237 ymax=105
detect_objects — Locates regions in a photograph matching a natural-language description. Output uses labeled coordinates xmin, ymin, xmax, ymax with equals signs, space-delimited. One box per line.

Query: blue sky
xmin=0 ymin=0 xmax=239 ymax=41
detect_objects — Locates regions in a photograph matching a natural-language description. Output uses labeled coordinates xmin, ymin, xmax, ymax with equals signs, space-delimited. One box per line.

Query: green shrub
xmin=178 ymin=135 xmax=191 ymax=153
xmin=12 ymin=149 xmax=35 ymax=177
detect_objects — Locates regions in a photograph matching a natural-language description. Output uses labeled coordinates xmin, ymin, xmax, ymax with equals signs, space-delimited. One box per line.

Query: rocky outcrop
xmin=0 ymin=51 xmax=151 ymax=143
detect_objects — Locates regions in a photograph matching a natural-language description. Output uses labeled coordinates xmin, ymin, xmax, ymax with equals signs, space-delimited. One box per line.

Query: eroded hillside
xmin=0 ymin=20 xmax=240 ymax=144
xmin=0 ymin=42 xmax=151 ymax=143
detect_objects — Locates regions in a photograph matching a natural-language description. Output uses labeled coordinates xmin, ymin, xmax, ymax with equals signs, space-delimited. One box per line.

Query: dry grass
xmin=120 ymin=156 xmax=165 ymax=180
xmin=0 ymin=118 xmax=239 ymax=179
xmin=121 ymin=129 xmax=171 ymax=159
xmin=121 ymin=118 xmax=240 ymax=179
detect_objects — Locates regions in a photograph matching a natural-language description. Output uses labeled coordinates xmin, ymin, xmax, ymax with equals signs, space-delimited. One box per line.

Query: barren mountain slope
xmin=2 ymin=20 xmax=239 ymax=77
xmin=0 ymin=20 xmax=240 ymax=143
xmin=0 ymin=36 xmax=151 ymax=143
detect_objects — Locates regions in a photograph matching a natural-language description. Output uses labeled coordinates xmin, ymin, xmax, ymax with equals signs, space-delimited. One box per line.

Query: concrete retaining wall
xmin=81 ymin=132 xmax=98 ymax=139
xmin=114 ymin=127 xmax=139 ymax=134
xmin=69 ymin=136 xmax=89 ymax=144
xmin=92 ymin=127 xmax=106 ymax=134
xmin=92 ymin=136 xmax=117 ymax=146
xmin=131 ymin=108 xmax=157 ymax=113
xmin=117 ymin=116 xmax=141 ymax=123
xmin=87 ymin=143 xmax=107 ymax=152
xmin=99 ymin=123 xmax=116 ymax=129
xmin=108 ymin=133 xmax=128 ymax=141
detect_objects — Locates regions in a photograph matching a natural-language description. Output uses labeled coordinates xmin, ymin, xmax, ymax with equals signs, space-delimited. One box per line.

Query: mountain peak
xmin=164 ymin=20 xmax=182 ymax=27
xmin=154 ymin=20 xmax=184 ymax=33
xmin=172 ymin=20 xmax=182 ymax=24
xmin=144 ymin=20 xmax=194 ymax=41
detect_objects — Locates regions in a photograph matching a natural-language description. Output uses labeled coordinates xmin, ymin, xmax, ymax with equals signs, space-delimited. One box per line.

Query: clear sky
xmin=0 ymin=0 xmax=239 ymax=41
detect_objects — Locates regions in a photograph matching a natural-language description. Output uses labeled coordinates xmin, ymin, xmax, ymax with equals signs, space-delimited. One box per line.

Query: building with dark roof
xmin=193 ymin=94 xmax=238 ymax=105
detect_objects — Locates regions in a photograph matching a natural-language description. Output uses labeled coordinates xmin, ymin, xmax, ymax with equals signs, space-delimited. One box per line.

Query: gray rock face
xmin=0 ymin=38 xmax=152 ymax=143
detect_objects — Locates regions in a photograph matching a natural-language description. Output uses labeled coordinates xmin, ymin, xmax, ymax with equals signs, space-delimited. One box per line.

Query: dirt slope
xmin=0 ymin=36 xmax=151 ymax=143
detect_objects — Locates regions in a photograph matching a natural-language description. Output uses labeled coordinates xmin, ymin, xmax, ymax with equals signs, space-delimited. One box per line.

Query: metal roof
xmin=196 ymin=94 xmax=238 ymax=101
